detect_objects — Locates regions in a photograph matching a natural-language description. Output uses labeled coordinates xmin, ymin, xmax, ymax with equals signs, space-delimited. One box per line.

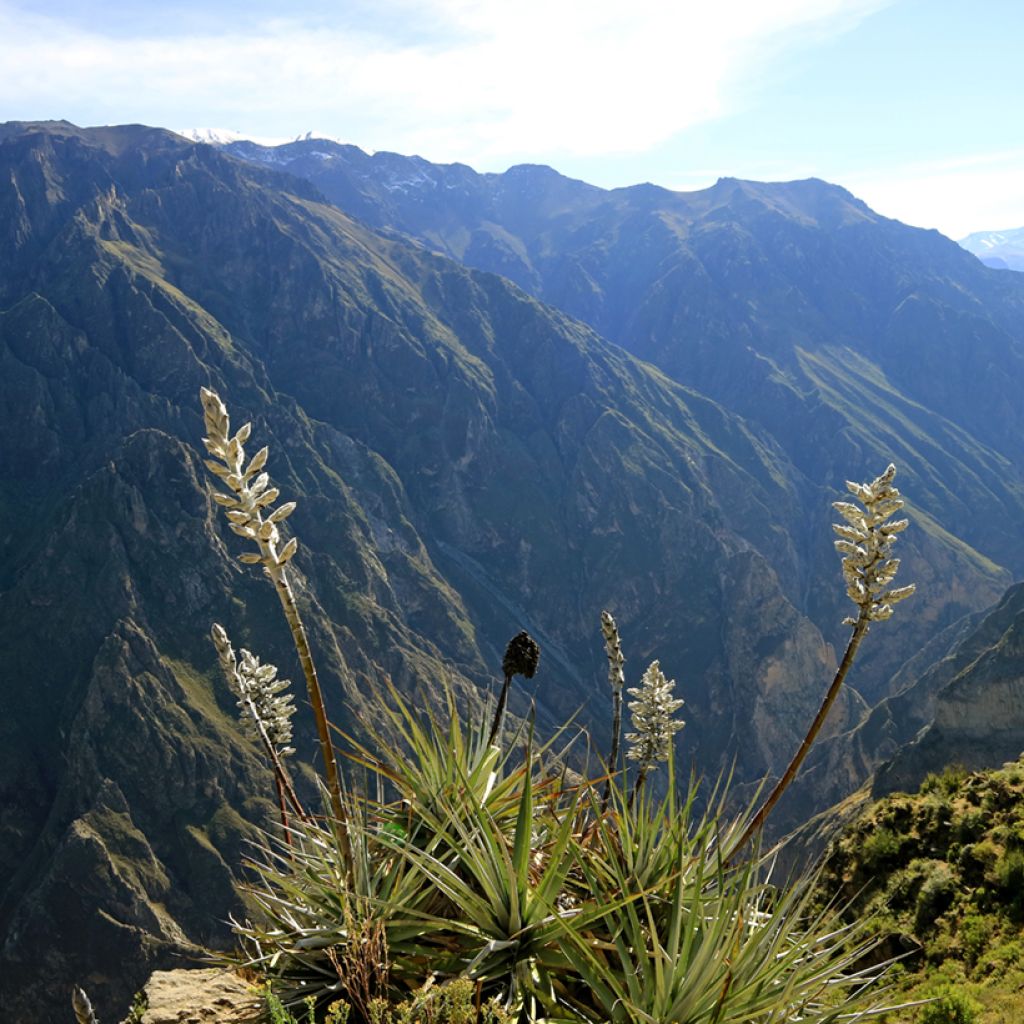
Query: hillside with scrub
xmin=816 ymin=760 xmax=1024 ymax=1024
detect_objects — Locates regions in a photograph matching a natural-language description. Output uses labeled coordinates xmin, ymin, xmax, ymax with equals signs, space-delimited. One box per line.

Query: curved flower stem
xmin=200 ymin=388 xmax=350 ymax=864
xmin=239 ymin=686 xmax=308 ymax=827
xmin=601 ymin=688 xmax=623 ymax=813
xmin=486 ymin=672 xmax=513 ymax=749
xmin=731 ymin=616 xmax=869 ymax=858
xmin=270 ymin=565 xmax=349 ymax=854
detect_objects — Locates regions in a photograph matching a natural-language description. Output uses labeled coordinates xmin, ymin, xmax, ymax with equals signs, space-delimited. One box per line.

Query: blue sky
xmin=1 ymin=0 xmax=1021 ymax=239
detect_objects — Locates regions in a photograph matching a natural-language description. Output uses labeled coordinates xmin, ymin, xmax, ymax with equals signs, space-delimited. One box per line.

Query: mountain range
xmin=1 ymin=120 xmax=1023 ymax=1021
xmin=960 ymin=226 xmax=1024 ymax=272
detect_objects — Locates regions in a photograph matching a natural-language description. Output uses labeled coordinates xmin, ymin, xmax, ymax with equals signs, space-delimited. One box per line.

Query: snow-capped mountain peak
xmin=175 ymin=127 xmax=351 ymax=148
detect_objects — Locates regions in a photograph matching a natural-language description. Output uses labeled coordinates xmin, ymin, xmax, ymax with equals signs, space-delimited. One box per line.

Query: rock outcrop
xmin=874 ymin=581 xmax=1024 ymax=796
xmin=122 ymin=969 xmax=259 ymax=1024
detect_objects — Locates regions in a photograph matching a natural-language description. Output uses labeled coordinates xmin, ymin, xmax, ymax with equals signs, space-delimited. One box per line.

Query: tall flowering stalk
xmin=199 ymin=387 xmax=347 ymax=834
xmin=626 ymin=660 xmax=685 ymax=803
xmin=600 ymin=611 xmax=626 ymax=811
xmin=733 ymin=464 xmax=916 ymax=854
xmin=211 ymin=623 xmax=307 ymax=835
xmin=486 ymin=630 xmax=540 ymax=749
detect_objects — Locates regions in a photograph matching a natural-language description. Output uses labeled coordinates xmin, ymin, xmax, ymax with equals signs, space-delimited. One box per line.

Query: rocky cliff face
xmin=873 ymin=582 xmax=1024 ymax=797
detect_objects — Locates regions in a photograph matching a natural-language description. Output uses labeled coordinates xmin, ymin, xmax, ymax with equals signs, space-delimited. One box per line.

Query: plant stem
xmin=269 ymin=564 xmax=349 ymax=855
xmin=273 ymin=773 xmax=292 ymax=848
xmin=731 ymin=616 xmax=869 ymax=857
xmin=239 ymin=684 xmax=307 ymax=826
xmin=628 ymin=765 xmax=648 ymax=810
xmin=601 ymin=688 xmax=623 ymax=813
xmin=486 ymin=672 xmax=513 ymax=749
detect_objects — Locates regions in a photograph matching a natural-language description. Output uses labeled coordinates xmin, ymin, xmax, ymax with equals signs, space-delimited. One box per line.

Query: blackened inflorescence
xmin=502 ymin=630 xmax=540 ymax=680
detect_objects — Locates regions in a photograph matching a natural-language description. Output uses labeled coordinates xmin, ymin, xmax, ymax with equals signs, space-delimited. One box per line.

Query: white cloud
xmin=0 ymin=0 xmax=887 ymax=168
xmin=845 ymin=150 xmax=1024 ymax=239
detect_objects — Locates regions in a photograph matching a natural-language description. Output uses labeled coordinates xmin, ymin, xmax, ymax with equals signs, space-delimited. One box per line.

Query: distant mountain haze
xmin=959 ymin=226 xmax=1024 ymax=272
xmin=1 ymin=120 xmax=1023 ymax=1020
xmin=221 ymin=134 xmax=1024 ymax=698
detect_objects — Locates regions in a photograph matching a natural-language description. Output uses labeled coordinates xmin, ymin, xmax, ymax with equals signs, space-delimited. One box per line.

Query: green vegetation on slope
xmin=816 ymin=759 xmax=1024 ymax=1023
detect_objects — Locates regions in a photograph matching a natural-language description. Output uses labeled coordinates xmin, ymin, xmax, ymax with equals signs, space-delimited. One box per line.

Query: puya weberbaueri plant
xmin=199 ymin=387 xmax=347 ymax=835
xmin=191 ymin=394 xmax=912 ymax=1020
xmin=733 ymin=463 xmax=916 ymax=853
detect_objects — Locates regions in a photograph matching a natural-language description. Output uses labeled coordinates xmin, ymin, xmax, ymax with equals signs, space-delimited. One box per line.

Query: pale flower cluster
xmin=625 ymin=660 xmax=685 ymax=770
xmin=832 ymin=463 xmax=916 ymax=626
xmin=200 ymin=386 xmax=299 ymax=574
xmin=211 ymin=623 xmax=296 ymax=756
xmin=600 ymin=610 xmax=625 ymax=695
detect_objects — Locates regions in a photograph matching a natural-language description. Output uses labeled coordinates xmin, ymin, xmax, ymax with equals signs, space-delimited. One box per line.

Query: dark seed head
xmin=502 ymin=630 xmax=540 ymax=680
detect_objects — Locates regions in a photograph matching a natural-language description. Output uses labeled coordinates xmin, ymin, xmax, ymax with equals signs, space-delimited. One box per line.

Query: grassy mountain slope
xmin=224 ymin=138 xmax=1024 ymax=705
xmin=818 ymin=759 xmax=1024 ymax=1023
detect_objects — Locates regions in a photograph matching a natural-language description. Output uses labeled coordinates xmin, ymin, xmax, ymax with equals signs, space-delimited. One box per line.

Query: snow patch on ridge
xmin=175 ymin=127 xmax=356 ymax=149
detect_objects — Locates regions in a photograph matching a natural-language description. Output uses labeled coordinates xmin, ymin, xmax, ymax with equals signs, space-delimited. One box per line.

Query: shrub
xmin=976 ymin=937 xmax=1024 ymax=977
xmin=861 ymin=826 xmax=906 ymax=869
xmin=992 ymin=846 xmax=1024 ymax=889
xmin=958 ymin=914 xmax=993 ymax=969
xmin=918 ymin=985 xmax=981 ymax=1024
xmin=886 ymin=865 xmax=925 ymax=911
xmin=991 ymin=848 xmax=1024 ymax=919
xmin=914 ymin=862 xmax=956 ymax=932
xmin=921 ymin=765 xmax=969 ymax=799
xmin=981 ymin=777 xmax=1016 ymax=813
xmin=954 ymin=808 xmax=988 ymax=845
xmin=959 ymin=839 xmax=999 ymax=889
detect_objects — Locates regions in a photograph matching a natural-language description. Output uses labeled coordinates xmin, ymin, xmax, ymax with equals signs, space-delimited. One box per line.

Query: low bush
xmin=957 ymin=914 xmax=993 ymax=969
xmin=921 ymin=765 xmax=969 ymax=800
xmin=917 ymin=985 xmax=980 ymax=1024
xmin=914 ymin=862 xmax=956 ymax=932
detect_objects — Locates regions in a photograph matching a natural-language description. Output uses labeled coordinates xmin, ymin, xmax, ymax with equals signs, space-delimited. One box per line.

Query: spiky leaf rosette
xmin=833 ymin=463 xmax=916 ymax=626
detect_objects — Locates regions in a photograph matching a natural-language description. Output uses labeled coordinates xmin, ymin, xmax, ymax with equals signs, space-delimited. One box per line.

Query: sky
xmin=1 ymin=0 xmax=1021 ymax=240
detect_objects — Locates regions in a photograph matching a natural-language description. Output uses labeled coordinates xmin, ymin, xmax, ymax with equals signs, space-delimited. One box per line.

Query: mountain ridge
xmin=960 ymin=225 xmax=1024 ymax=272
xmin=215 ymin=131 xmax=1024 ymax=701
